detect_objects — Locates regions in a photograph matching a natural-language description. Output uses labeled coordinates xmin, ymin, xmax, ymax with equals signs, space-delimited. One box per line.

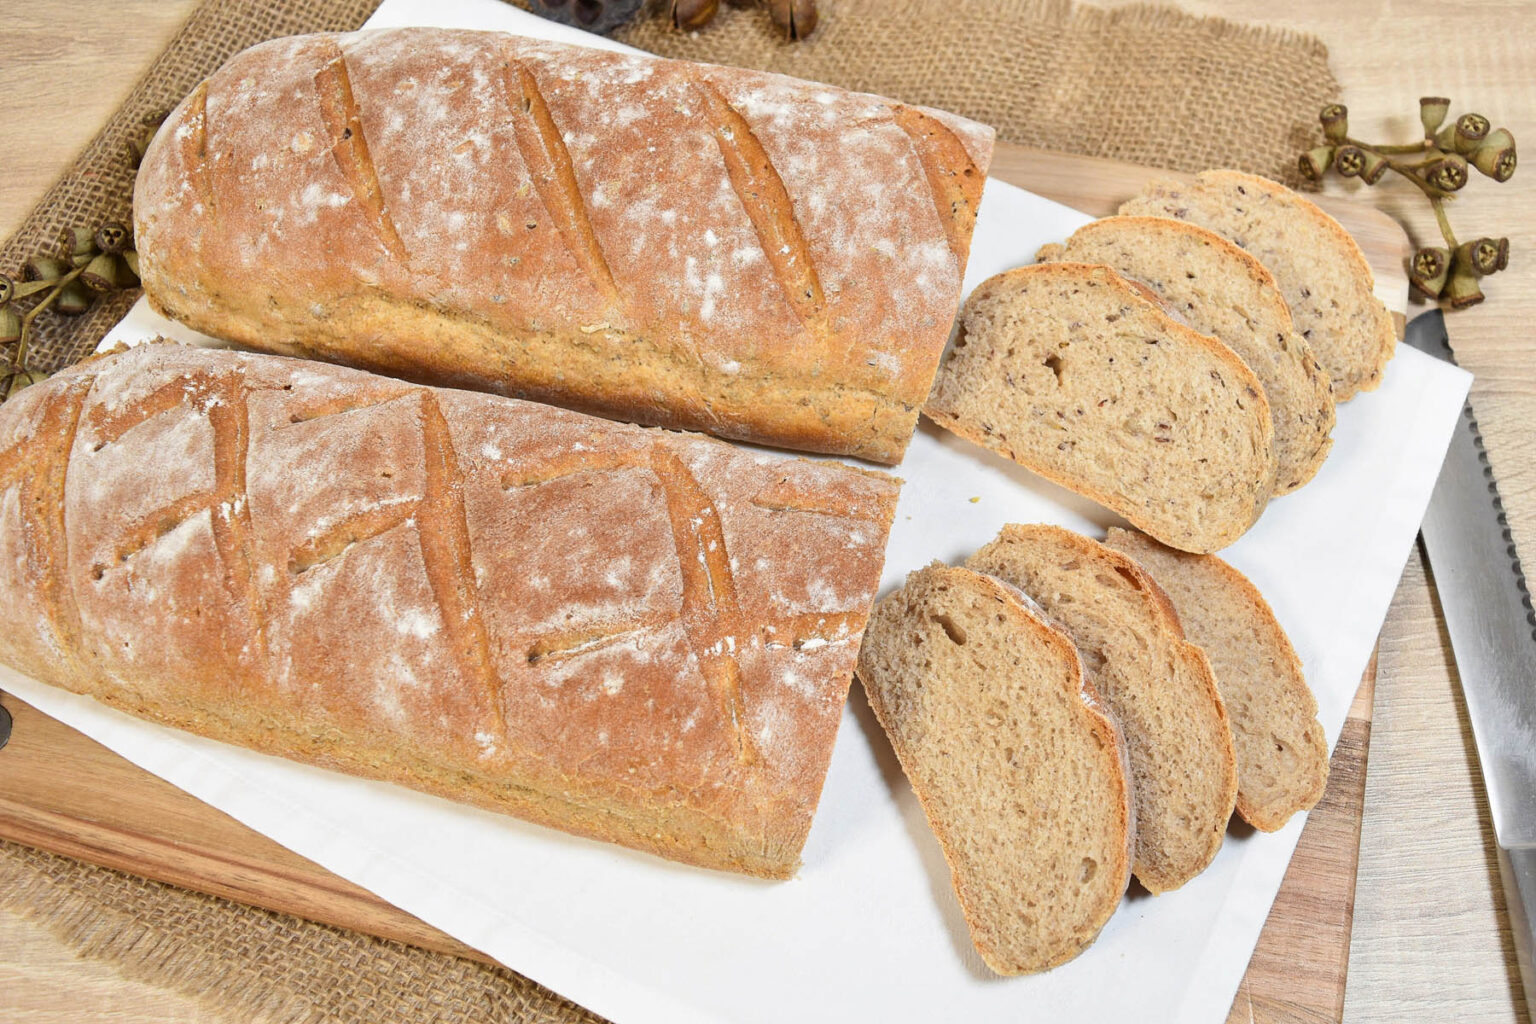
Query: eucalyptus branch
xmin=1300 ymin=99 xmax=1515 ymax=309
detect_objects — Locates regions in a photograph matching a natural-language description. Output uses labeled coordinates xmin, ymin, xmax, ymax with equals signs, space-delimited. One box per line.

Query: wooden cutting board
xmin=0 ymin=145 xmax=1409 ymax=1023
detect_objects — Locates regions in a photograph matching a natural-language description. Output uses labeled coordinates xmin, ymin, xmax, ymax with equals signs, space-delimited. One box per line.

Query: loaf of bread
xmin=0 ymin=342 xmax=901 ymax=877
xmin=1105 ymin=528 xmax=1328 ymax=830
xmin=1036 ymin=216 xmax=1336 ymax=494
xmin=1120 ymin=170 xmax=1395 ymax=401
xmin=967 ymin=525 xmax=1237 ymax=893
xmin=855 ymin=563 xmax=1132 ymax=974
xmin=925 ymin=262 xmax=1276 ymax=553
xmin=132 ymin=28 xmax=996 ymax=464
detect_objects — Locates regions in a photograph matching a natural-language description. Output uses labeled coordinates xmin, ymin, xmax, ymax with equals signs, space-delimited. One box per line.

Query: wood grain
xmin=1228 ymin=667 xmax=1376 ymax=1024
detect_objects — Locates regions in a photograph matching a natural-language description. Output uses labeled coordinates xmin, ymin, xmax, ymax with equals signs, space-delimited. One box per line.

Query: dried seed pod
xmin=1420 ymin=96 xmax=1451 ymax=137
xmin=1471 ymin=128 xmax=1516 ymax=182
xmin=1358 ymin=149 xmax=1390 ymax=184
xmin=1443 ymin=270 xmax=1485 ymax=310
xmin=1436 ymin=114 xmax=1491 ymax=155
xmin=0 ymin=273 xmax=13 ymax=307
xmin=64 ymin=226 xmax=96 ymax=260
xmin=123 ymin=250 xmax=141 ymax=279
xmin=1457 ymin=237 xmax=1506 ymax=277
xmin=671 ymin=0 xmax=719 ymax=30
xmin=1333 ymin=145 xmax=1367 ymax=178
xmin=0 ymin=307 xmax=20 ymax=346
xmin=23 ymin=255 xmax=69 ymax=283
xmin=81 ymin=253 xmax=127 ymax=292
xmin=94 ymin=222 xmax=131 ymax=254
xmin=1410 ymin=246 xmax=1451 ymax=298
xmin=1319 ymin=104 xmax=1349 ymax=144
xmin=54 ymin=279 xmax=95 ymax=316
xmin=1424 ymin=152 xmax=1469 ymax=192
xmin=1299 ymin=146 xmax=1334 ymax=181
xmin=1452 ymin=112 xmax=1490 ymax=153
xmin=767 ymin=0 xmax=817 ymax=40
xmin=725 ymin=0 xmax=757 ymax=6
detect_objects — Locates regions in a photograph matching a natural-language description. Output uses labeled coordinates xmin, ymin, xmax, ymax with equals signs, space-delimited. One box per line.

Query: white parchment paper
xmin=0 ymin=3 xmax=1472 ymax=1021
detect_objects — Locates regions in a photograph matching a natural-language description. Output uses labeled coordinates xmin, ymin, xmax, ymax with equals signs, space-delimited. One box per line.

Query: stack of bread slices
xmin=855 ymin=523 xmax=1328 ymax=975
xmin=926 ymin=169 xmax=1398 ymax=553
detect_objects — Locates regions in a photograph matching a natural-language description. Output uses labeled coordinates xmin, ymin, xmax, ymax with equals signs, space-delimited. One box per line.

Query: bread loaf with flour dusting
xmin=133 ymin=28 xmax=996 ymax=463
xmin=0 ymin=342 xmax=901 ymax=877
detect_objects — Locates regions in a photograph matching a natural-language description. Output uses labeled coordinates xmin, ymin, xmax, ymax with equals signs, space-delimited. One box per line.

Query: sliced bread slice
xmin=856 ymin=563 xmax=1132 ymax=974
xmin=1104 ymin=527 xmax=1329 ymax=831
xmin=1036 ymin=216 xmax=1336 ymax=494
xmin=967 ymin=524 xmax=1237 ymax=893
xmin=1118 ymin=169 xmax=1395 ymax=401
xmin=925 ymin=262 xmax=1276 ymax=553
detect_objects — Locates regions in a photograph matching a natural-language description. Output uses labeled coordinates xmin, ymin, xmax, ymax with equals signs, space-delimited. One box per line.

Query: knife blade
xmin=1405 ymin=308 xmax=1536 ymax=1011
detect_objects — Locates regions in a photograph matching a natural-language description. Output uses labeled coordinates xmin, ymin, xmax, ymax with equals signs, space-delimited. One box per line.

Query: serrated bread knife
xmin=1405 ymin=309 xmax=1535 ymax=1011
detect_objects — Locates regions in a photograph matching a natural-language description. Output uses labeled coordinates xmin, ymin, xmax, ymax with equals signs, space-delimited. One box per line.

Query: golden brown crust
xmin=133 ymin=29 xmax=996 ymax=464
xmin=0 ymin=343 xmax=903 ymax=877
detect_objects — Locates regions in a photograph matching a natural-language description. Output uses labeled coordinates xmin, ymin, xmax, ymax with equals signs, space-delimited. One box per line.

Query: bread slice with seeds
xmin=925 ymin=262 xmax=1275 ymax=553
xmin=855 ymin=563 xmax=1132 ymax=974
xmin=1036 ymin=216 xmax=1335 ymax=494
xmin=1104 ymin=528 xmax=1329 ymax=831
xmin=1119 ymin=169 xmax=1395 ymax=401
xmin=967 ymin=524 xmax=1237 ymax=893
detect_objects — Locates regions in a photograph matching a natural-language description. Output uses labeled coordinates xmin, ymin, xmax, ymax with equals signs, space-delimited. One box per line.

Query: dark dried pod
xmin=1333 ymin=145 xmax=1367 ymax=178
xmin=0 ymin=273 xmax=13 ymax=307
xmin=767 ymin=0 xmax=818 ymax=40
xmin=671 ymin=0 xmax=719 ymax=30
xmin=724 ymin=0 xmax=757 ymax=6
xmin=1319 ymin=103 xmax=1349 ymax=144
xmin=1409 ymin=246 xmax=1451 ymax=299
xmin=1299 ymin=146 xmax=1335 ymax=181
xmin=1419 ymin=96 xmax=1451 ymax=137
xmin=1424 ymin=152 xmax=1469 ymax=192
xmin=1471 ymin=128 xmax=1516 ymax=182
xmin=528 ymin=0 xmax=644 ymax=35
xmin=94 ymin=222 xmax=131 ymax=255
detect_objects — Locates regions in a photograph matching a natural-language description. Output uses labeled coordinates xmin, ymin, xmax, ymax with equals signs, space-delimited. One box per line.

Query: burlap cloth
xmin=0 ymin=1 xmax=1338 ymax=1021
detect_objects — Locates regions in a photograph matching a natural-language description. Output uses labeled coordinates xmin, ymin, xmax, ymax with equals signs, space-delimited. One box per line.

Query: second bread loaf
xmin=133 ymin=28 xmax=996 ymax=464
xmin=0 ymin=342 xmax=902 ymax=877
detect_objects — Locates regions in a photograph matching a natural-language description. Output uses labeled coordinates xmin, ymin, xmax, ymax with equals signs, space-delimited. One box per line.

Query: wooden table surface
xmin=1 ymin=2 xmax=1532 ymax=1022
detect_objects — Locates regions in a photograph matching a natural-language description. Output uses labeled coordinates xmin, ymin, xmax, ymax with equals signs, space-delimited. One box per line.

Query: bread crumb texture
xmin=856 ymin=563 xmax=1132 ymax=974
